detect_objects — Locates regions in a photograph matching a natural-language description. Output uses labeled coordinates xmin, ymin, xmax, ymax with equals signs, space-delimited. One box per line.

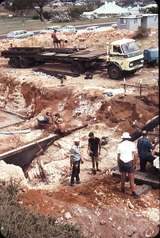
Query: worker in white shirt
xmin=70 ymin=138 xmax=83 ymax=186
xmin=117 ymin=132 xmax=138 ymax=198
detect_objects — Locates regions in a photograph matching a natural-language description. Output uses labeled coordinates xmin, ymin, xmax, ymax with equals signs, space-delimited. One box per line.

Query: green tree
xmin=33 ymin=0 xmax=49 ymax=22
xmin=5 ymin=0 xmax=50 ymax=21
xmin=68 ymin=2 xmax=96 ymax=20
xmin=145 ymin=6 xmax=158 ymax=13
xmin=5 ymin=0 xmax=33 ymax=15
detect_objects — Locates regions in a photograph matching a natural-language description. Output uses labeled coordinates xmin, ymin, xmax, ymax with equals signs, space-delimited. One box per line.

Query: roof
xmin=141 ymin=4 xmax=158 ymax=9
xmin=82 ymin=1 xmax=141 ymax=17
xmin=111 ymin=39 xmax=135 ymax=45
xmin=88 ymin=1 xmax=128 ymax=15
xmin=119 ymin=15 xmax=142 ymax=19
xmin=142 ymin=14 xmax=158 ymax=17
xmin=144 ymin=47 xmax=158 ymax=52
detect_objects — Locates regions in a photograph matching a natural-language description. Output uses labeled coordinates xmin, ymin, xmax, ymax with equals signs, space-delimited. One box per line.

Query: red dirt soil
xmin=19 ymin=175 xmax=160 ymax=238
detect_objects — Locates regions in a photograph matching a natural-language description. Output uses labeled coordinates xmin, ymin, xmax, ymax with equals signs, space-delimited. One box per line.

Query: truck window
xmin=113 ymin=45 xmax=122 ymax=54
xmin=122 ymin=42 xmax=139 ymax=54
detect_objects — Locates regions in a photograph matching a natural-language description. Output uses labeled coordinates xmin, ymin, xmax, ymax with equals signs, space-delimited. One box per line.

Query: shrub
xmin=32 ymin=15 xmax=40 ymax=20
xmin=0 ymin=183 xmax=84 ymax=238
xmin=68 ymin=4 xmax=95 ymax=19
xmin=133 ymin=27 xmax=150 ymax=39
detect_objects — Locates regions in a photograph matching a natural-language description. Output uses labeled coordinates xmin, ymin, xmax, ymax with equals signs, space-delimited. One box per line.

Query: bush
xmin=43 ymin=11 xmax=52 ymax=20
xmin=32 ymin=15 xmax=40 ymax=20
xmin=133 ymin=27 xmax=150 ymax=39
xmin=0 ymin=183 xmax=84 ymax=238
xmin=68 ymin=4 xmax=95 ymax=19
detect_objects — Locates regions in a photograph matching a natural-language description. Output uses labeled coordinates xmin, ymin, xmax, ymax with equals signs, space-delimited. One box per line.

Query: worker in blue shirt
xmin=137 ymin=130 xmax=154 ymax=172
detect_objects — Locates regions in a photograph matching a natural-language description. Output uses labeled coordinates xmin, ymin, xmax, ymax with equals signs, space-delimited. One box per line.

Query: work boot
xmin=132 ymin=191 xmax=139 ymax=199
xmin=96 ymin=169 xmax=101 ymax=172
xmin=121 ymin=188 xmax=125 ymax=193
xmin=92 ymin=169 xmax=96 ymax=175
xmin=76 ymin=181 xmax=81 ymax=184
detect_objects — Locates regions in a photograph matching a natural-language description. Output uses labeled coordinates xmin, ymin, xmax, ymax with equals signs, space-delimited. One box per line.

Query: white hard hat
xmin=121 ymin=132 xmax=131 ymax=139
xmin=74 ymin=138 xmax=80 ymax=142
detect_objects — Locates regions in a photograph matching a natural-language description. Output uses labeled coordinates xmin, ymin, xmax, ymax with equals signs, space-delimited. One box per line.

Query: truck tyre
xmin=8 ymin=57 xmax=21 ymax=68
xmin=108 ymin=64 xmax=123 ymax=80
xmin=71 ymin=61 xmax=85 ymax=74
xmin=19 ymin=57 xmax=34 ymax=68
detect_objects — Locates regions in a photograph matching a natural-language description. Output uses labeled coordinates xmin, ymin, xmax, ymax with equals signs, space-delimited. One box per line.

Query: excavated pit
xmin=0 ymin=72 xmax=158 ymax=155
xmin=0 ymin=69 xmax=159 ymax=238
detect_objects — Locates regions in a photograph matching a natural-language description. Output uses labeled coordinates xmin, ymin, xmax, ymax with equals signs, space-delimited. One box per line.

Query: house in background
xmin=81 ymin=1 xmax=128 ymax=19
xmin=117 ymin=15 xmax=141 ymax=31
xmin=141 ymin=14 xmax=158 ymax=29
xmin=118 ymin=14 xmax=158 ymax=31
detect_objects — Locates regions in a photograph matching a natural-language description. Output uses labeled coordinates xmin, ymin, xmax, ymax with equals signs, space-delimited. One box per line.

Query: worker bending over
xmin=51 ymin=30 xmax=68 ymax=48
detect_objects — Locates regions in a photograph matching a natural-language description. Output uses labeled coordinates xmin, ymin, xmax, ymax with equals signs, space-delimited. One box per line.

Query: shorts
xmin=53 ymin=39 xmax=61 ymax=44
xmin=118 ymin=160 xmax=134 ymax=173
xmin=89 ymin=151 xmax=98 ymax=158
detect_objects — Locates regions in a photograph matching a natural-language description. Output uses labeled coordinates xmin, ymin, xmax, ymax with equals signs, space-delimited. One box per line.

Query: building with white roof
xmin=82 ymin=1 xmax=128 ymax=19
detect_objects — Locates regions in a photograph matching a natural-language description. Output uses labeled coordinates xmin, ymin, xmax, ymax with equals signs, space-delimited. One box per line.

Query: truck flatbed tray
xmin=71 ymin=49 xmax=107 ymax=60
xmin=40 ymin=49 xmax=107 ymax=61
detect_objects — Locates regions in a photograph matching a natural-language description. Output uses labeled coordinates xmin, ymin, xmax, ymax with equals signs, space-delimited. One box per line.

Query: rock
xmin=100 ymin=220 xmax=106 ymax=225
xmin=55 ymin=217 xmax=64 ymax=224
xmin=127 ymin=200 xmax=134 ymax=209
xmin=64 ymin=212 xmax=72 ymax=220
xmin=126 ymin=225 xmax=137 ymax=237
xmin=143 ymin=208 xmax=160 ymax=223
xmin=145 ymin=225 xmax=160 ymax=238
xmin=0 ymin=161 xmax=27 ymax=187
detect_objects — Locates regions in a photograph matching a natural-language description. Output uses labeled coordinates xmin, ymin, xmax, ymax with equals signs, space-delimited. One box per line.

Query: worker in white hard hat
xmin=117 ymin=132 xmax=138 ymax=198
xmin=69 ymin=138 xmax=83 ymax=186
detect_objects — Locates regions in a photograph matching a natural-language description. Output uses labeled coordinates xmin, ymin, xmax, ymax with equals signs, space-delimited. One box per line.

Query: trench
xmin=0 ymin=73 xmax=159 ymax=178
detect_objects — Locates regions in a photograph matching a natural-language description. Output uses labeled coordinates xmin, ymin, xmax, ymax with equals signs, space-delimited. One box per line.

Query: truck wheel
xmin=108 ymin=64 xmax=123 ymax=80
xmin=71 ymin=62 xmax=85 ymax=74
xmin=8 ymin=57 xmax=21 ymax=68
xmin=19 ymin=57 xmax=34 ymax=68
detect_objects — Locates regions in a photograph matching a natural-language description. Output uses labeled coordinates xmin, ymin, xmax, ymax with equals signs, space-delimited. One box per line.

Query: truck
xmin=1 ymin=38 xmax=144 ymax=80
xmin=105 ymin=39 xmax=144 ymax=79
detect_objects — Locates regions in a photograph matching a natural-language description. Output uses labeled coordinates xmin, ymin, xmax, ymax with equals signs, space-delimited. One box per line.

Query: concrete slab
xmin=0 ymin=133 xmax=59 ymax=170
xmin=136 ymin=184 xmax=152 ymax=196
xmin=112 ymin=166 xmax=160 ymax=188
xmin=0 ymin=110 xmax=24 ymax=129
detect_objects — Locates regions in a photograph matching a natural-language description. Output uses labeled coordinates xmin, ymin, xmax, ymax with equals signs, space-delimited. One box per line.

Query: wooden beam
xmin=121 ymin=83 xmax=158 ymax=89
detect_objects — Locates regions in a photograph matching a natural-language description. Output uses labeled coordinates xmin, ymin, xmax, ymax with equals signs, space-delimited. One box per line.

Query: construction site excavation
xmin=0 ymin=17 xmax=159 ymax=238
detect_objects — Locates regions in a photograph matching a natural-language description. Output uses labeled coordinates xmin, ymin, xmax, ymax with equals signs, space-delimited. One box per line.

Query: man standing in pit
xmin=137 ymin=130 xmax=154 ymax=172
xmin=88 ymin=132 xmax=101 ymax=174
xmin=70 ymin=138 xmax=83 ymax=186
xmin=51 ymin=29 xmax=61 ymax=48
xmin=117 ymin=132 xmax=138 ymax=198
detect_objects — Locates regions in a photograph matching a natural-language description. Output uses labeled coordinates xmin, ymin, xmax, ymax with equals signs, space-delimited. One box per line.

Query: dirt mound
xmin=0 ymin=28 xmax=133 ymax=51
xmin=0 ymin=28 xmax=158 ymax=53
xmin=97 ymin=94 xmax=159 ymax=132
